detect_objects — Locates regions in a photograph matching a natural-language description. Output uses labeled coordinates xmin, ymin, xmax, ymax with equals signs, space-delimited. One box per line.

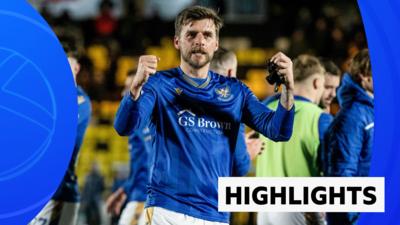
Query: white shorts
xmin=257 ymin=212 xmax=326 ymax=225
xmin=119 ymin=201 xmax=145 ymax=225
xmin=28 ymin=200 xmax=79 ymax=225
xmin=145 ymin=206 xmax=228 ymax=225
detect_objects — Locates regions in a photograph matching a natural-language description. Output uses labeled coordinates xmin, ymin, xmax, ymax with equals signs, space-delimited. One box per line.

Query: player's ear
xmin=312 ymin=78 xmax=318 ymax=90
xmin=358 ymin=73 xmax=371 ymax=89
xmin=174 ymin=36 xmax=180 ymax=50
xmin=313 ymin=76 xmax=323 ymax=90
xmin=227 ymin=69 xmax=232 ymax=78
xmin=359 ymin=73 xmax=370 ymax=81
xmin=76 ymin=62 xmax=81 ymax=75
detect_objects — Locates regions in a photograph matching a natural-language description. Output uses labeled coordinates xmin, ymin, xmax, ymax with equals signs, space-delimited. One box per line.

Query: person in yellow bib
xmin=256 ymin=55 xmax=332 ymax=225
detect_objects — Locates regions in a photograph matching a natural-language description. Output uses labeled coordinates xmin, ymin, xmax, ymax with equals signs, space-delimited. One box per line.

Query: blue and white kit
xmin=114 ymin=67 xmax=294 ymax=223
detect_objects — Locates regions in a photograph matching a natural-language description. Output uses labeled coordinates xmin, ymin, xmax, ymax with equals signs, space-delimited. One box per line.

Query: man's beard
xmin=319 ymin=101 xmax=328 ymax=110
xmin=319 ymin=98 xmax=331 ymax=110
xmin=182 ymin=47 xmax=212 ymax=69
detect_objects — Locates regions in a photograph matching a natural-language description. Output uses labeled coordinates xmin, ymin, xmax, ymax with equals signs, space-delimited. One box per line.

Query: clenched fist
xmin=130 ymin=55 xmax=160 ymax=100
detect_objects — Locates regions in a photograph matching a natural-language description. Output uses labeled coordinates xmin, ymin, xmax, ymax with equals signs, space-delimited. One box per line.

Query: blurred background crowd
xmin=28 ymin=0 xmax=367 ymax=224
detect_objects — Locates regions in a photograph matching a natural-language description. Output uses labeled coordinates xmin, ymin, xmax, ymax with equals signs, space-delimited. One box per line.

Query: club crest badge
xmin=215 ymin=85 xmax=234 ymax=101
xmin=175 ymin=88 xmax=183 ymax=95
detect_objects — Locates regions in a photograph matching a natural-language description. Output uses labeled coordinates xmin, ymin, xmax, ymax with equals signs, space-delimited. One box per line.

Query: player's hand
xmin=270 ymin=52 xmax=294 ymax=92
xmin=106 ymin=187 xmax=127 ymax=216
xmin=270 ymin=52 xmax=294 ymax=110
xmin=130 ymin=55 xmax=160 ymax=100
xmin=245 ymin=130 xmax=264 ymax=160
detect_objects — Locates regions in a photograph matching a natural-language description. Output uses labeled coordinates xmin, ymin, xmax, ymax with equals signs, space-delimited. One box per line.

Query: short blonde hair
xmin=293 ymin=54 xmax=325 ymax=82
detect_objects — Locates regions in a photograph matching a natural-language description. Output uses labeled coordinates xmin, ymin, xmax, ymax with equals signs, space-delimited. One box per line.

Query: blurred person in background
xmin=109 ymin=167 xmax=128 ymax=225
xmin=114 ymin=5 xmax=295 ymax=225
xmin=106 ymin=70 xmax=153 ymax=225
xmin=316 ymin=58 xmax=342 ymax=201
xmin=210 ymin=47 xmax=254 ymax=178
xmin=81 ymin=162 xmax=105 ymax=225
xmin=210 ymin=47 xmax=237 ymax=78
xmin=29 ymin=41 xmax=92 ymax=225
xmin=322 ymin=49 xmax=373 ymax=225
xmin=211 ymin=47 xmax=263 ymax=225
xmin=318 ymin=58 xmax=341 ymax=114
xmin=95 ymin=0 xmax=118 ymax=38
xmin=256 ymin=55 xmax=332 ymax=225
xmin=210 ymin=47 xmax=264 ymax=164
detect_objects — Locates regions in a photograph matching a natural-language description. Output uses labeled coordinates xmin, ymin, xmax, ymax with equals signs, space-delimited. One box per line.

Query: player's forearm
xmin=249 ymin=107 xmax=294 ymax=142
xmin=269 ymin=102 xmax=294 ymax=141
xmin=243 ymin=92 xmax=294 ymax=142
xmin=130 ymin=82 xmax=144 ymax=101
xmin=114 ymin=95 xmax=139 ymax=136
xmin=279 ymin=85 xmax=294 ymax=110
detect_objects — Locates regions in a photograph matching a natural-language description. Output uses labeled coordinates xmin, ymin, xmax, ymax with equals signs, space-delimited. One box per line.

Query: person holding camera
xmin=256 ymin=54 xmax=332 ymax=225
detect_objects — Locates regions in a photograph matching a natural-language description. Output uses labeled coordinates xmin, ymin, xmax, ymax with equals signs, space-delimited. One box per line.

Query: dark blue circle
xmin=0 ymin=2 xmax=77 ymax=224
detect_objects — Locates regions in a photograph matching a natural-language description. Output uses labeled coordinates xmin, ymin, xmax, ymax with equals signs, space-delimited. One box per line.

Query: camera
xmin=266 ymin=60 xmax=285 ymax=92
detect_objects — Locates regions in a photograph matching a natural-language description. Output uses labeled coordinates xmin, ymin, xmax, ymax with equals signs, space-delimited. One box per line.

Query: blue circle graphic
xmin=0 ymin=47 xmax=56 ymax=181
xmin=357 ymin=0 xmax=400 ymax=224
xmin=0 ymin=2 xmax=77 ymax=225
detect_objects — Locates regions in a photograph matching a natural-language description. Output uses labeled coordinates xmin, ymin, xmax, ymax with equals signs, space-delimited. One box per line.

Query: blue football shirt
xmin=114 ymin=67 xmax=294 ymax=222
